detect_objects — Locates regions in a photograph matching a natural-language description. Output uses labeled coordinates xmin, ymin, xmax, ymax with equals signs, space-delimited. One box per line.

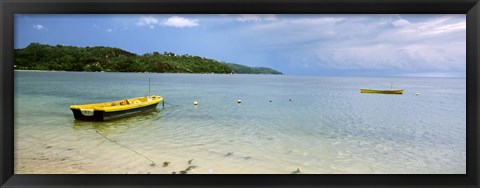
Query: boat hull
xmin=360 ymin=89 xmax=403 ymax=94
xmin=70 ymin=96 xmax=163 ymax=121
xmin=71 ymin=102 xmax=159 ymax=121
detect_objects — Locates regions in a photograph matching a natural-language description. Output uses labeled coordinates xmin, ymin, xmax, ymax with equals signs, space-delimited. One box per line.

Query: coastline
xmin=14 ymin=69 xmax=286 ymax=75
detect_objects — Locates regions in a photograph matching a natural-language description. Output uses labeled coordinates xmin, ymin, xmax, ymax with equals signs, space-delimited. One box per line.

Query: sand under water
xmin=15 ymin=71 xmax=466 ymax=174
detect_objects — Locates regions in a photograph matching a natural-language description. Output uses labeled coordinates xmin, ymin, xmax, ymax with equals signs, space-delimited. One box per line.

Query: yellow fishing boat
xmin=360 ymin=89 xmax=403 ymax=94
xmin=70 ymin=95 xmax=163 ymax=121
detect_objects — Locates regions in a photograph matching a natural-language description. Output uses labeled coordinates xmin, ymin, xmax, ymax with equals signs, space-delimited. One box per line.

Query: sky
xmin=15 ymin=14 xmax=466 ymax=77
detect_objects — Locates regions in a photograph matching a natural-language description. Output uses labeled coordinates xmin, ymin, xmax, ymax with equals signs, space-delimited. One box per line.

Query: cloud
xmin=391 ymin=16 xmax=465 ymax=37
xmin=238 ymin=14 xmax=277 ymax=22
xmin=137 ymin=16 xmax=159 ymax=29
xmin=392 ymin=19 xmax=410 ymax=27
xmin=245 ymin=16 xmax=348 ymax=46
xmin=242 ymin=15 xmax=465 ymax=75
xmin=426 ymin=21 xmax=466 ymax=35
xmin=162 ymin=16 xmax=199 ymax=28
xmin=33 ymin=24 xmax=45 ymax=30
xmin=137 ymin=16 xmax=199 ymax=28
xmin=324 ymin=17 xmax=464 ymax=71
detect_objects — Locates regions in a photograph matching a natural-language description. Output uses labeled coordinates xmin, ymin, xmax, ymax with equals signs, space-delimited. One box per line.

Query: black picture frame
xmin=1 ymin=0 xmax=479 ymax=187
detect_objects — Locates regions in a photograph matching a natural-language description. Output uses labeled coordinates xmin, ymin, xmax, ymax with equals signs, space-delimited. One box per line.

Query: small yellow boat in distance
xmin=360 ymin=89 xmax=404 ymax=95
xmin=70 ymin=95 xmax=163 ymax=121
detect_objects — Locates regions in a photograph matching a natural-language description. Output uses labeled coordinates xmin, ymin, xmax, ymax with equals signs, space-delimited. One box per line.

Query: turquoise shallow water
xmin=14 ymin=71 xmax=466 ymax=174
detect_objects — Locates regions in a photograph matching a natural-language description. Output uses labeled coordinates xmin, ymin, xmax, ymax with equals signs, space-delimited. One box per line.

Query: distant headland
xmin=14 ymin=43 xmax=283 ymax=75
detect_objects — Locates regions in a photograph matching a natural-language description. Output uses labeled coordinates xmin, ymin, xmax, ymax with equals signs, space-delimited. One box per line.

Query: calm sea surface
xmin=14 ymin=71 xmax=466 ymax=174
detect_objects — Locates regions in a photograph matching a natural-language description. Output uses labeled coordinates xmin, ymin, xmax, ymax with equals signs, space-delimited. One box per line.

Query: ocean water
xmin=14 ymin=71 xmax=466 ymax=174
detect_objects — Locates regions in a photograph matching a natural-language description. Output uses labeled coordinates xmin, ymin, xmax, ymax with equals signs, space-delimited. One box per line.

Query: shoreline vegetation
xmin=14 ymin=43 xmax=282 ymax=75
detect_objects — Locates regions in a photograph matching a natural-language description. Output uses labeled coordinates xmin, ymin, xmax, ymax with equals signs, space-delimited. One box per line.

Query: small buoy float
xmin=289 ymin=99 xmax=292 ymax=101
xmin=237 ymin=100 xmax=242 ymax=104
xmin=194 ymin=101 xmax=198 ymax=105
xmin=415 ymin=93 xmax=420 ymax=96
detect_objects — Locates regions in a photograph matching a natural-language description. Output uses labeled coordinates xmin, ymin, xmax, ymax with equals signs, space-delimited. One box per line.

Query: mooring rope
xmin=164 ymin=101 xmax=179 ymax=107
xmin=90 ymin=99 xmax=176 ymax=166
xmin=95 ymin=129 xmax=156 ymax=166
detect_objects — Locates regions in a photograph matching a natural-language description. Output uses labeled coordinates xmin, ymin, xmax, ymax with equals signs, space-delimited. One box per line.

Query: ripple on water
xmin=14 ymin=72 xmax=466 ymax=174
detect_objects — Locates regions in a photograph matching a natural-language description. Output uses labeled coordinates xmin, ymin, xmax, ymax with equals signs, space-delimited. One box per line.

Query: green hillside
xmin=226 ymin=63 xmax=282 ymax=74
xmin=14 ymin=43 xmax=281 ymax=74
